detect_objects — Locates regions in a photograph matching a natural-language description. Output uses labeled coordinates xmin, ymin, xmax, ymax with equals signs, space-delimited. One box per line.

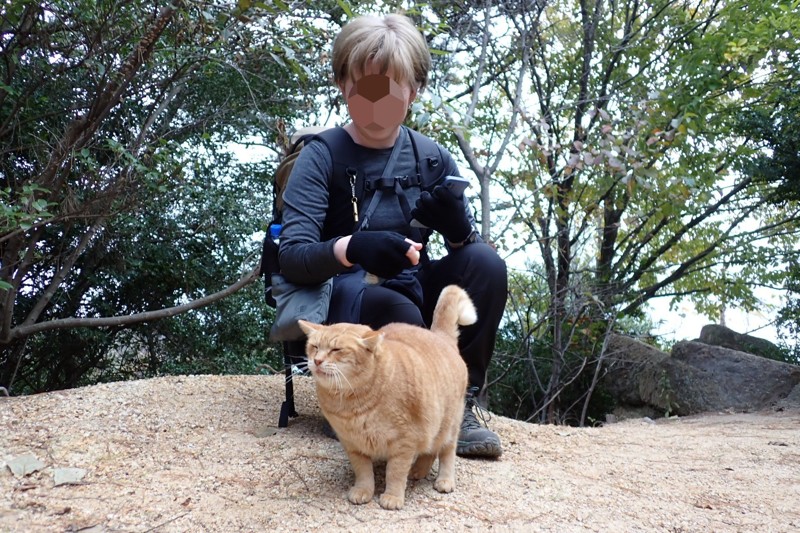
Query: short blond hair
xmin=332 ymin=14 xmax=431 ymax=90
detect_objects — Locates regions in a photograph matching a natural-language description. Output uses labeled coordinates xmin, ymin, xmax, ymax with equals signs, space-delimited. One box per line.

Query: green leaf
xmin=335 ymin=0 xmax=353 ymax=18
xmin=32 ymin=199 xmax=49 ymax=211
xmin=268 ymin=51 xmax=285 ymax=67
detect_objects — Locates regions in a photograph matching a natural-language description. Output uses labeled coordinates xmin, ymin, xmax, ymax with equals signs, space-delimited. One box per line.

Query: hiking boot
xmin=457 ymin=386 xmax=502 ymax=458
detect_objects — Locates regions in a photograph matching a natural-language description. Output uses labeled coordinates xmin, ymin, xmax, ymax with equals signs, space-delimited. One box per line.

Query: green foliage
xmin=776 ymin=259 xmax=800 ymax=363
xmin=0 ymin=0 xmax=336 ymax=393
xmin=0 ymin=185 xmax=54 ymax=233
xmin=107 ymin=284 xmax=282 ymax=381
xmin=490 ymin=267 xmax=619 ymax=425
xmin=416 ymin=0 xmax=800 ymax=424
xmin=419 ymin=0 xmax=800 ymax=319
xmin=776 ymin=341 xmax=800 ymax=366
xmin=488 ymin=318 xmax=617 ymax=426
xmin=488 ymin=324 xmax=550 ymax=420
xmin=12 ymin=283 xmax=283 ymax=394
xmin=731 ymin=35 xmax=800 ymax=350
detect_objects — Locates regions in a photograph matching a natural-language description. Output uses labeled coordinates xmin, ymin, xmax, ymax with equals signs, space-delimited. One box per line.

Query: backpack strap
xmin=264 ymin=128 xmax=355 ymax=291
xmin=291 ymin=127 xmax=450 ymax=241
xmin=308 ymin=128 xmax=364 ymax=240
xmin=407 ymin=128 xmax=449 ymax=189
xmin=358 ymin=128 xmax=407 ymax=231
xmin=363 ymin=174 xmax=422 ymax=192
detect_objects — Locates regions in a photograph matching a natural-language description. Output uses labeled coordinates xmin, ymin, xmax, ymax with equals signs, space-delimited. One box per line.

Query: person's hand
xmin=343 ymin=231 xmax=422 ymax=279
xmin=410 ymin=185 xmax=473 ymax=243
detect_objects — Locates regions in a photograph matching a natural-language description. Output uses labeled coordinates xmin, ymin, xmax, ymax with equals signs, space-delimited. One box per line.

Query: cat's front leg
xmin=345 ymin=450 xmax=375 ymax=505
xmin=380 ymin=452 xmax=415 ymax=510
xmin=433 ymin=441 xmax=457 ymax=493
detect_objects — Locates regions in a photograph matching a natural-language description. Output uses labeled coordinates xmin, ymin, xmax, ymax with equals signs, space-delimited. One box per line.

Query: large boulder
xmin=603 ymin=333 xmax=800 ymax=416
xmin=697 ymin=324 xmax=783 ymax=360
xmin=671 ymin=340 xmax=800 ymax=411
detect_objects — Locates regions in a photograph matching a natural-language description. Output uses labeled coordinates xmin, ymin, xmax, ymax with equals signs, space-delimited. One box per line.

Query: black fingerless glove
xmin=410 ymin=185 xmax=473 ymax=243
xmin=346 ymin=231 xmax=413 ymax=279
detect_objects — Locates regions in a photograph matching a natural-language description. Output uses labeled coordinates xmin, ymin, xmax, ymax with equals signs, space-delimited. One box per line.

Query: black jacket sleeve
xmin=278 ymin=140 xmax=349 ymax=284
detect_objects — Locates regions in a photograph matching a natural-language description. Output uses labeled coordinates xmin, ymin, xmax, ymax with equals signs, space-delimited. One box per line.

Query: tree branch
xmin=36 ymin=3 xmax=179 ymax=192
xmin=5 ymin=265 xmax=261 ymax=341
xmin=21 ymin=217 xmax=107 ymax=328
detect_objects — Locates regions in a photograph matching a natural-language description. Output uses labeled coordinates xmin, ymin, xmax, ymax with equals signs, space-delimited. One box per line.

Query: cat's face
xmin=298 ymin=321 xmax=381 ymax=391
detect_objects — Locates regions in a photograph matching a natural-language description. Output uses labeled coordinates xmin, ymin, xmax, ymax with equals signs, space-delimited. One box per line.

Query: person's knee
xmin=459 ymin=243 xmax=507 ymax=289
xmin=361 ymin=286 xmax=424 ymax=328
xmin=477 ymin=242 xmax=506 ymax=273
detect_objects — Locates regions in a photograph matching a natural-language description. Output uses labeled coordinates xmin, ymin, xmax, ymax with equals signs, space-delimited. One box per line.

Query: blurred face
xmin=339 ymin=65 xmax=417 ymax=146
xmin=347 ymin=74 xmax=409 ymax=131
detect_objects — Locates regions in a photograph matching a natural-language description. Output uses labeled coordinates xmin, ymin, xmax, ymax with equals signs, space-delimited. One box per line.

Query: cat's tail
xmin=430 ymin=285 xmax=477 ymax=341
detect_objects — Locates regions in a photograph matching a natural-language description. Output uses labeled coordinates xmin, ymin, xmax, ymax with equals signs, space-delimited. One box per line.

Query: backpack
xmin=260 ymin=126 xmax=449 ymax=307
xmin=260 ymin=126 xmax=331 ymax=307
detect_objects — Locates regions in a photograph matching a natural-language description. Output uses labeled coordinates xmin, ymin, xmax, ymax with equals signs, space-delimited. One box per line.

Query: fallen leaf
xmin=6 ymin=453 xmax=46 ymax=478
xmin=54 ymin=467 xmax=87 ymax=486
xmin=70 ymin=525 xmax=103 ymax=533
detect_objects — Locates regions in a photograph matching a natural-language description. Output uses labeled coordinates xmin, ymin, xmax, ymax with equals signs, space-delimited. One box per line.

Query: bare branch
xmin=21 ymin=217 xmax=107 ymax=328
xmin=6 ymin=265 xmax=261 ymax=341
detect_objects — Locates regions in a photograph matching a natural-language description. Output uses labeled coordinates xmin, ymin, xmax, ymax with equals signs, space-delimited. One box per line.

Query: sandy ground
xmin=1 ymin=374 xmax=799 ymax=532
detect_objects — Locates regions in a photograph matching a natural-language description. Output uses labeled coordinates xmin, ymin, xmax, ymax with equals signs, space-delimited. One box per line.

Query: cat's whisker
xmin=338 ymin=369 xmax=356 ymax=395
xmin=332 ymin=370 xmax=349 ymax=409
xmin=326 ymin=365 xmax=359 ymax=410
xmin=331 ymin=365 xmax=346 ymax=394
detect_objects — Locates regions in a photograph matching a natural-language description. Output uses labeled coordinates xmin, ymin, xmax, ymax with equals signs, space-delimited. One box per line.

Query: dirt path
xmin=2 ymin=374 xmax=799 ymax=532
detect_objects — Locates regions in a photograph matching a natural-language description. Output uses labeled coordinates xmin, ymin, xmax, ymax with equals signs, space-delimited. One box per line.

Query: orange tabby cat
xmin=298 ymin=284 xmax=474 ymax=510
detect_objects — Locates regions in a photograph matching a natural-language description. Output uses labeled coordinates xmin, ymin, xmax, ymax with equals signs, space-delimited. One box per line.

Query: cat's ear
xmin=298 ymin=320 xmax=322 ymax=336
xmin=361 ymin=331 xmax=383 ymax=353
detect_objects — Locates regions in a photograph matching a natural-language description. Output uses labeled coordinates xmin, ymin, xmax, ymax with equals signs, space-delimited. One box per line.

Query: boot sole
xmin=456 ymin=440 xmax=503 ymax=458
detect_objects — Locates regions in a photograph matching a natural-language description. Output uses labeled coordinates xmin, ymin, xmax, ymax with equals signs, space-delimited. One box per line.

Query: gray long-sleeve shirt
xmin=278 ymin=127 xmax=470 ymax=284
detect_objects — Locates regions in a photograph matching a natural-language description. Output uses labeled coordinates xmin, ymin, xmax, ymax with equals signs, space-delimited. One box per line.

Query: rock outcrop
xmin=603 ymin=330 xmax=800 ymax=416
xmin=697 ymin=324 xmax=783 ymax=360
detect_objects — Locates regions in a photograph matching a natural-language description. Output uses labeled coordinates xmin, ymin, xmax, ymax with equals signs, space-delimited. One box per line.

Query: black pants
xmin=352 ymin=243 xmax=507 ymax=391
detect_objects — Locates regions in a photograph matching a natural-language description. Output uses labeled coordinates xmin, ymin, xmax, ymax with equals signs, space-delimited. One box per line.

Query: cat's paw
xmin=378 ymin=492 xmax=405 ymax=510
xmin=433 ymin=477 xmax=455 ymax=493
xmin=347 ymin=486 xmax=374 ymax=505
